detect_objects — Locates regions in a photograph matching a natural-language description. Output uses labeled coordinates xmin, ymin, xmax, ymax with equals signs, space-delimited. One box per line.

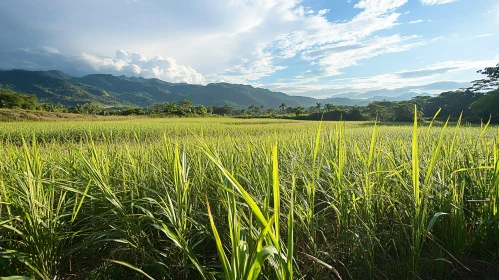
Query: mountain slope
xmin=0 ymin=70 xmax=121 ymax=106
xmin=0 ymin=69 xmax=418 ymax=108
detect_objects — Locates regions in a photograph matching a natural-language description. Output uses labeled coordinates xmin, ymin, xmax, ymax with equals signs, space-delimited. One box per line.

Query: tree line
xmin=363 ymin=63 xmax=499 ymax=123
xmin=0 ymin=86 xmax=227 ymax=117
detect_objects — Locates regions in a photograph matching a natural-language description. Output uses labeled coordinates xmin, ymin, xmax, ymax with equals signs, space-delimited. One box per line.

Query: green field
xmin=1 ymin=117 xmax=498 ymax=279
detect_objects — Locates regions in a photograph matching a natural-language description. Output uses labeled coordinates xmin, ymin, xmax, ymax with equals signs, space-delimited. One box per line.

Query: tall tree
xmin=178 ymin=99 xmax=192 ymax=113
xmin=366 ymin=102 xmax=389 ymax=121
xmin=266 ymin=108 xmax=275 ymax=116
xmin=324 ymin=103 xmax=335 ymax=112
xmin=248 ymin=104 xmax=256 ymax=115
xmin=471 ymin=63 xmax=499 ymax=91
xmin=248 ymin=104 xmax=262 ymax=115
xmin=279 ymin=102 xmax=286 ymax=113
xmin=294 ymin=106 xmax=305 ymax=116
xmin=165 ymin=102 xmax=177 ymax=114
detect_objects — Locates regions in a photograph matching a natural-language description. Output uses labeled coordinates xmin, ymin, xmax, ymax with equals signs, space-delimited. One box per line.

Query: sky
xmin=0 ymin=0 xmax=498 ymax=98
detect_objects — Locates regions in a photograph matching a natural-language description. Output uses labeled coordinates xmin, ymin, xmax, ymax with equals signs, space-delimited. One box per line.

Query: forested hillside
xmin=0 ymin=70 xmax=364 ymax=108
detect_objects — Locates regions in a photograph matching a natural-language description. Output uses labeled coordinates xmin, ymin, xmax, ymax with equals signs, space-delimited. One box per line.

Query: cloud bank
xmin=83 ymin=50 xmax=205 ymax=84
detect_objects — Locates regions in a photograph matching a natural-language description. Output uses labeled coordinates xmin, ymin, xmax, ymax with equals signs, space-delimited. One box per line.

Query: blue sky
xmin=0 ymin=0 xmax=498 ymax=98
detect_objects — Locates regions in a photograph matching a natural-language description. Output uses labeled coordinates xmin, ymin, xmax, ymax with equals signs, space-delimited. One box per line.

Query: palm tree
xmin=279 ymin=102 xmax=287 ymax=113
xmin=316 ymin=103 xmax=322 ymax=113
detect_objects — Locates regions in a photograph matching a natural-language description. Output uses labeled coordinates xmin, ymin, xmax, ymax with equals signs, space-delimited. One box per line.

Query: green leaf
xmin=426 ymin=212 xmax=449 ymax=233
xmin=107 ymin=259 xmax=155 ymax=280
xmin=206 ymin=198 xmax=231 ymax=279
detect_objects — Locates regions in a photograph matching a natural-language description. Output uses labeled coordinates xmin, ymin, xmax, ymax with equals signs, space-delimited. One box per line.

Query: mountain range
xmin=0 ymin=69 xmax=461 ymax=108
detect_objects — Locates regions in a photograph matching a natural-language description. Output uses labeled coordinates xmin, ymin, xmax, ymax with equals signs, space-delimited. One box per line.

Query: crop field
xmin=0 ymin=116 xmax=498 ymax=279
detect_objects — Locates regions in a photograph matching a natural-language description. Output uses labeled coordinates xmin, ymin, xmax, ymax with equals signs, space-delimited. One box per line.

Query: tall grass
xmin=0 ymin=116 xmax=498 ymax=279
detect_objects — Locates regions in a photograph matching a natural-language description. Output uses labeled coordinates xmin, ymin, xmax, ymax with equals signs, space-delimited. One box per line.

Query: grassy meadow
xmin=0 ymin=116 xmax=498 ymax=279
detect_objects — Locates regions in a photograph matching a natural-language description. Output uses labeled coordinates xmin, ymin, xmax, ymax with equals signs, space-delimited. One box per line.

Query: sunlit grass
xmin=0 ymin=116 xmax=498 ymax=279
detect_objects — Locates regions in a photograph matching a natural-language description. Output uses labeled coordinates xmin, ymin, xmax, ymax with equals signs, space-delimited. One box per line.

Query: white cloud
xmin=274 ymin=12 xmax=403 ymax=59
xmin=13 ymin=46 xmax=61 ymax=55
xmin=208 ymin=48 xmax=286 ymax=83
xmin=409 ymin=19 xmax=424 ymax=24
xmin=354 ymin=0 xmax=408 ymax=17
xmin=272 ymin=1 xmax=408 ymax=58
xmin=2 ymin=47 xmax=206 ymax=84
xmin=419 ymin=0 xmax=457 ymax=5
xmin=474 ymin=34 xmax=494 ymax=38
xmin=204 ymin=0 xmax=412 ymax=83
xmin=318 ymin=9 xmax=329 ymax=15
xmin=300 ymin=35 xmax=424 ymax=77
xmin=81 ymin=50 xmax=206 ymax=84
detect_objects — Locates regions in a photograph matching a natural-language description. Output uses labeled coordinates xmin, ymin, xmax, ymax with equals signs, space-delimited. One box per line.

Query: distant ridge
xmin=0 ymin=69 xmax=435 ymax=108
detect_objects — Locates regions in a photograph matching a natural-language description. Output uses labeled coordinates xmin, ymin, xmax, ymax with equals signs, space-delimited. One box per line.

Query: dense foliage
xmin=363 ymin=89 xmax=498 ymax=123
xmin=0 ymin=87 xmax=38 ymax=109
